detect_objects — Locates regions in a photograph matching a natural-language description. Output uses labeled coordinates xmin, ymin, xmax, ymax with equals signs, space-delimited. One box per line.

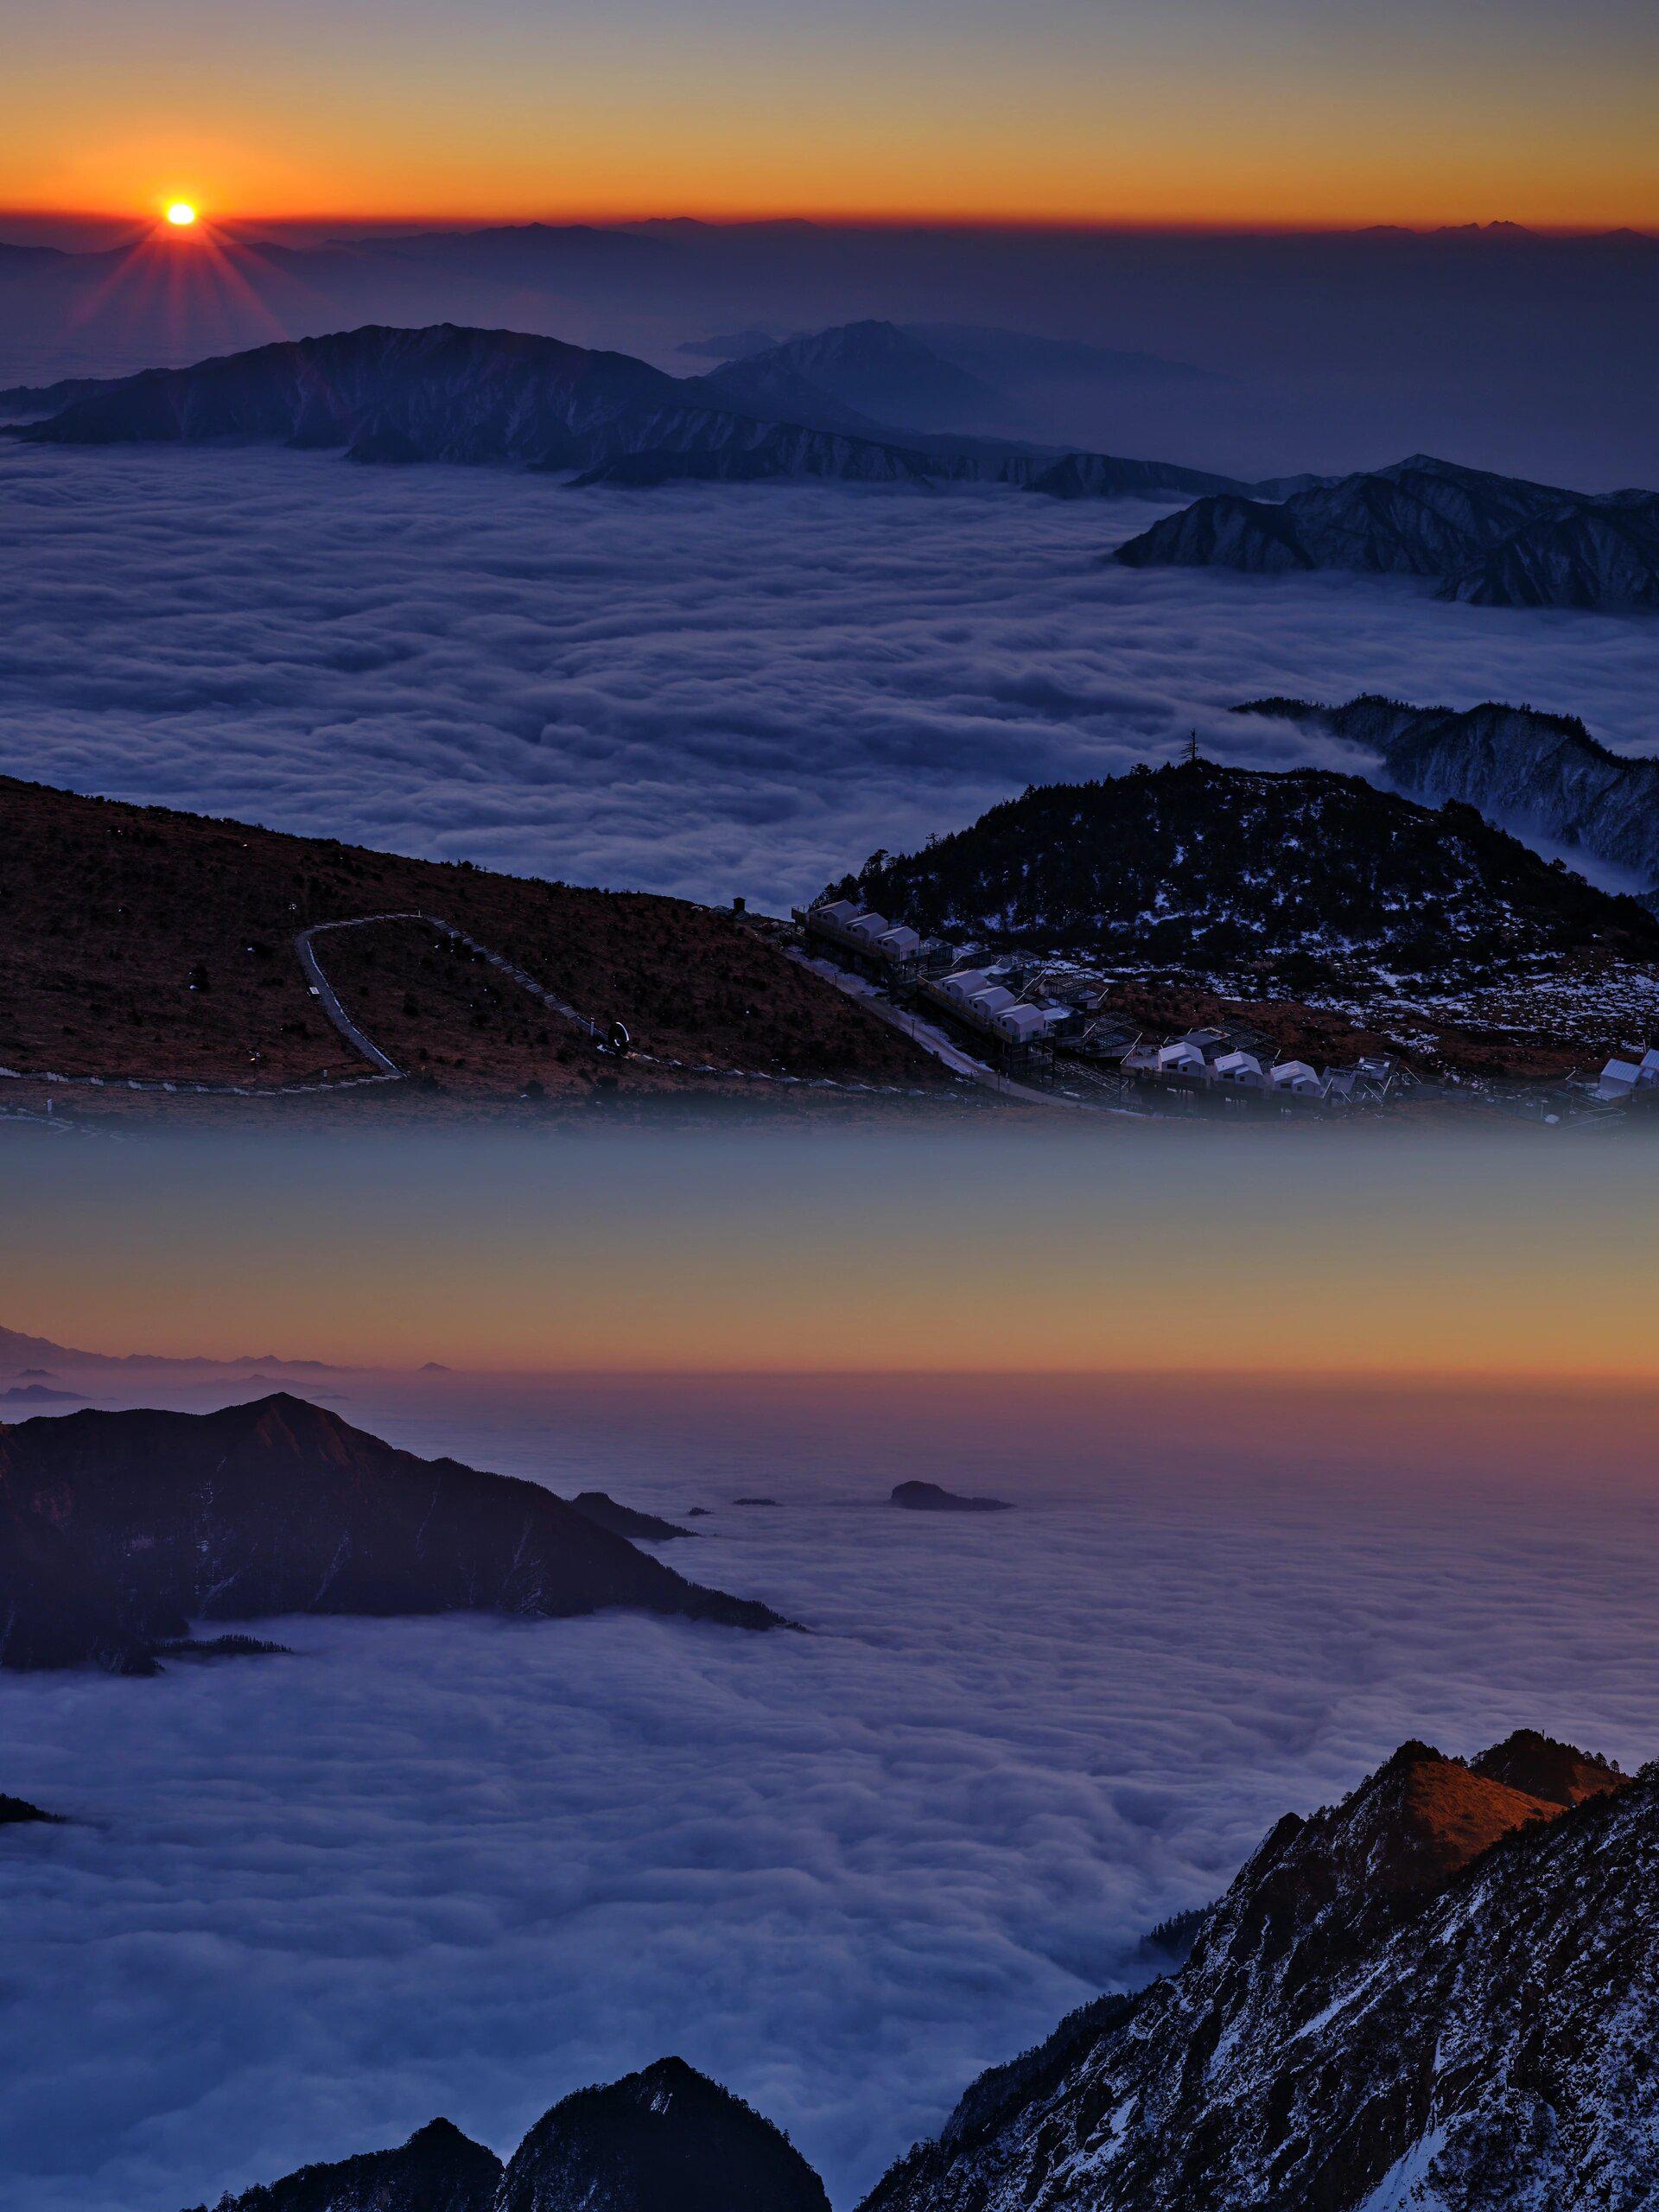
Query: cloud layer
xmin=3 ymin=445 xmax=1657 ymax=911
xmin=3 ymin=1376 xmax=1658 ymax=2212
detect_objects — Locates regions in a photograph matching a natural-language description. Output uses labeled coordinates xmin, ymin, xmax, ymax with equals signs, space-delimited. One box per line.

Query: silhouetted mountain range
xmin=1114 ymin=454 xmax=1659 ymax=612
xmin=0 ymin=1393 xmax=782 ymax=1673
xmin=1 ymin=321 xmax=1304 ymax=499
xmin=835 ymin=759 xmax=1659 ymax=975
xmin=861 ymin=1733 xmax=1644 ymax=2212
xmin=181 ymin=2057 xmax=830 ymax=2212
xmin=1232 ymin=695 xmax=1659 ymax=894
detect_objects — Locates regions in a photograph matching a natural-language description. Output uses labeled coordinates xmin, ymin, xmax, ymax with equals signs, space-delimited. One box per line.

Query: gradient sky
xmin=8 ymin=1126 xmax=1659 ymax=1379
xmin=8 ymin=0 xmax=1659 ymax=228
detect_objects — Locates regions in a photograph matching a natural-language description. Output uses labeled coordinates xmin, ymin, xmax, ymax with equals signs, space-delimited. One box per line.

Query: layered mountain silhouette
xmin=0 ymin=1394 xmax=783 ymax=1673
xmin=861 ymin=1734 xmax=1645 ymax=2212
xmin=835 ymin=758 xmax=1659 ymax=973
xmin=181 ymin=2058 xmax=829 ymax=2212
xmin=1113 ymin=454 xmax=1659 ymax=612
xmin=1233 ymin=693 xmax=1659 ymax=895
xmin=3 ymin=321 xmax=1292 ymax=499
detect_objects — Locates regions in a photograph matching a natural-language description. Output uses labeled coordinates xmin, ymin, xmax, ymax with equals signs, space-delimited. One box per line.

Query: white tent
xmin=1213 ymin=1050 xmax=1264 ymax=1086
xmin=939 ymin=969 xmax=996 ymax=1006
xmin=1270 ymin=1059 xmax=1324 ymax=1097
xmin=875 ymin=925 xmax=922 ymax=962
xmin=1158 ymin=1039 xmax=1209 ymax=1074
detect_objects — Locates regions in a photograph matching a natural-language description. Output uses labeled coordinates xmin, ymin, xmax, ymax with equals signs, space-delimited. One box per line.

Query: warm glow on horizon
xmin=165 ymin=200 xmax=198 ymax=226
xmin=6 ymin=1 xmax=1659 ymax=235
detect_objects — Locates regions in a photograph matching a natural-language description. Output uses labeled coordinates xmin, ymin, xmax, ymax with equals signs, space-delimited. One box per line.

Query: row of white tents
xmin=805 ymin=901 xmax=1062 ymax=1047
xmin=1596 ymin=1048 xmax=1659 ymax=1103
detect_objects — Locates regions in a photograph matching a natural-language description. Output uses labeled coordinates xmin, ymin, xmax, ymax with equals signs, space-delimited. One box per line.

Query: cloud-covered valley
xmin=3 ymin=445 xmax=1657 ymax=910
xmin=3 ymin=1377 xmax=1659 ymax=2212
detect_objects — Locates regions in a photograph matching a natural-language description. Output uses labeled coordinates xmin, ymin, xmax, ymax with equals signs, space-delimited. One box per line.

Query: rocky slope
xmin=1114 ymin=453 xmax=1659 ymax=612
xmin=181 ymin=2062 xmax=828 ymax=2212
xmin=1235 ymin=693 xmax=1659 ymax=894
xmin=834 ymin=758 xmax=1659 ymax=975
xmin=0 ymin=1393 xmax=783 ymax=1673
xmin=861 ymin=1735 xmax=1649 ymax=2212
xmin=181 ymin=2118 xmax=503 ymax=2212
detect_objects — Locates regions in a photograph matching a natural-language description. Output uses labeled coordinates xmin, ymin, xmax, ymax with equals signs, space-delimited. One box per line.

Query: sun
xmin=165 ymin=201 xmax=198 ymax=227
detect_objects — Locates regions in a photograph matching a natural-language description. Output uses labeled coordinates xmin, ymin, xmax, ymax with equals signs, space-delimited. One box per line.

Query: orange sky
xmin=10 ymin=1128 xmax=1659 ymax=1381
xmin=7 ymin=0 xmax=1658 ymax=232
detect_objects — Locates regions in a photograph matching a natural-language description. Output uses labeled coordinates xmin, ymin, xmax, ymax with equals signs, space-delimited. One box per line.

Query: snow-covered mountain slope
xmin=861 ymin=1736 xmax=1650 ymax=2212
xmin=834 ymin=758 xmax=1659 ymax=973
xmin=1114 ymin=454 xmax=1659 ymax=612
xmin=1233 ymin=695 xmax=1659 ymax=893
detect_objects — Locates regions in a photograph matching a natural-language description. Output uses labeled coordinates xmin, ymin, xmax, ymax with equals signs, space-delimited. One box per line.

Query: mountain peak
xmin=1470 ymin=1727 xmax=1627 ymax=1808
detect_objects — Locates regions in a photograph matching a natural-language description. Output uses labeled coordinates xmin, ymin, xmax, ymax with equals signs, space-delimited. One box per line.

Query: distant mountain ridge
xmin=861 ymin=1733 xmax=1648 ymax=2212
xmin=1232 ymin=694 xmax=1659 ymax=893
xmin=0 ymin=1392 xmax=782 ymax=1673
xmin=1114 ymin=453 xmax=1659 ymax=612
xmin=2 ymin=321 xmax=1304 ymax=499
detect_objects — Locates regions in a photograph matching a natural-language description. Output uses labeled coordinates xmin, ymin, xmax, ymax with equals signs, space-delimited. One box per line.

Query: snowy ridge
xmin=860 ymin=1738 xmax=1652 ymax=2212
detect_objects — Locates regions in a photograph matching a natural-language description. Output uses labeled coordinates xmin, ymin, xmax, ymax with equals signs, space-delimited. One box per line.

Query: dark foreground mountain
xmin=184 ymin=2060 xmax=829 ymax=2212
xmin=861 ymin=1734 xmax=1648 ymax=2212
xmin=181 ymin=2117 xmax=502 ymax=2212
xmin=1114 ymin=453 xmax=1659 ymax=612
xmin=891 ymin=1480 xmax=1012 ymax=1514
xmin=1235 ymin=693 xmax=1659 ymax=893
xmin=0 ymin=1393 xmax=783 ymax=1673
xmin=836 ymin=758 xmax=1659 ymax=975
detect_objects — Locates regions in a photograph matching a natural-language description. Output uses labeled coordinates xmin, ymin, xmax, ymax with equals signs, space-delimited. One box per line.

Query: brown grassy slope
xmin=0 ymin=777 xmax=938 ymax=1094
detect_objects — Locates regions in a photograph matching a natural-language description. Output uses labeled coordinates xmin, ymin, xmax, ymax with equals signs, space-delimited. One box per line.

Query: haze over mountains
xmin=1 ymin=219 xmax=1654 ymax=483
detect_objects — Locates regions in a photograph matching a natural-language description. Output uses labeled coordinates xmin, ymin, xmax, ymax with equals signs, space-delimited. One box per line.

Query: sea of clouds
xmin=3 ymin=444 xmax=1658 ymax=910
xmin=3 ymin=1375 xmax=1658 ymax=2212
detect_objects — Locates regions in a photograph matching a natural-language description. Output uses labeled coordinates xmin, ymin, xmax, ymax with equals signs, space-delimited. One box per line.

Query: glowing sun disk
xmin=165 ymin=201 xmax=198 ymax=226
